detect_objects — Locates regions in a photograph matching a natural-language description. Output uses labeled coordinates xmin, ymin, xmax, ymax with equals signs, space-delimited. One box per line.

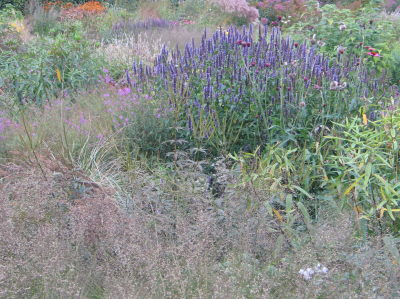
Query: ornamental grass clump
xmin=127 ymin=25 xmax=394 ymax=154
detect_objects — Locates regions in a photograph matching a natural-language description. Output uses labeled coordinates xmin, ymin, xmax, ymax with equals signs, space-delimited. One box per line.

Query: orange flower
xmin=62 ymin=2 xmax=74 ymax=9
xmin=76 ymin=1 xmax=106 ymax=14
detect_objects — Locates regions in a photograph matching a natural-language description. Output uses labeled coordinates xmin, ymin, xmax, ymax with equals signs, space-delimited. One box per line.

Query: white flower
xmin=300 ymin=264 xmax=329 ymax=280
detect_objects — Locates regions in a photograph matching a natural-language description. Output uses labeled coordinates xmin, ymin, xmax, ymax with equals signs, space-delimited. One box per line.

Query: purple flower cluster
xmin=0 ymin=112 xmax=18 ymax=141
xmin=126 ymin=24 xmax=393 ymax=148
xmin=111 ymin=18 xmax=177 ymax=36
xmin=102 ymin=86 xmax=137 ymax=129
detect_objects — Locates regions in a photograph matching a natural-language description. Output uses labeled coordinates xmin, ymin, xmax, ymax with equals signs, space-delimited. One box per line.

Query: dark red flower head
xmin=277 ymin=16 xmax=282 ymax=21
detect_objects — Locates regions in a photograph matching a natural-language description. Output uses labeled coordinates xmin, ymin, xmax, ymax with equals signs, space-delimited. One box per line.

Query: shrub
xmin=288 ymin=4 xmax=399 ymax=60
xmin=210 ymin=0 xmax=259 ymax=22
xmin=0 ymin=0 xmax=29 ymax=13
xmin=251 ymin=0 xmax=309 ymax=22
xmin=0 ymin=34 xmax=105 ymax=105
xmin=127 ymin=25 xmax=394 ymax=155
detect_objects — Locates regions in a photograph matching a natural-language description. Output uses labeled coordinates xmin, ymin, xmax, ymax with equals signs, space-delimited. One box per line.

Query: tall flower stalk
xmin=127 ymin=25 xmax=394 ymax=153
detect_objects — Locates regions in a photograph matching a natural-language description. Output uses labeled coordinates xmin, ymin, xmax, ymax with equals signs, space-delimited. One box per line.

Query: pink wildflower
xmin=367 ymin=51 xmax=381 ymax=57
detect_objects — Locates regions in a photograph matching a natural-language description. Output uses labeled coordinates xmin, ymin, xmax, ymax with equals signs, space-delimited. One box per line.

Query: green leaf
xmin=286 ymin=194 xmax=293 ymax=213
xmin=363 ymin=163 xmax=372 ymax=189
xmin=292 ymin=185 xmax=313 ymax=199
xmin=297 ymin=201 xmax=314 ymax=233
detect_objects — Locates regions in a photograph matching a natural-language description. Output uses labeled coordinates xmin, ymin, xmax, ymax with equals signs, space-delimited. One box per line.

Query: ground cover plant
xmin=1 ymin=0 xmax=400 ymax=298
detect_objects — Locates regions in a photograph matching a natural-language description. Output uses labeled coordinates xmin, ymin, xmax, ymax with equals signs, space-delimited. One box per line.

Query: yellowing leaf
xmin=379 ymin=208 xmax=400 ymax=219
xmin=362 ymin=113 xmax=368 ymax=125
xmin=380 ymin=208 xmax=386 ymax=219
xmin=272 ymin=208 xmax=283 ymax=223
xmin=354 ymin=205 xmax=363 ymax=214
xmin=56 ymin=68 xmax=62 ymax=82
xmin=344 ymin=182 xmax=357 ymax=195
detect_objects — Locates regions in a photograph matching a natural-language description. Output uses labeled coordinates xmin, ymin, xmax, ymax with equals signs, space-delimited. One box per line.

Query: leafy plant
xmin=128 ymin=25 xmax=394 ymax=155
xmin=0 ymin=0 xmax=29 ymax=13
xmin=288 ymin=3 xmax=400 ymax=77
xmin=0 ymin=34 xmax=104 ymax=105
xmin=324 ymin=107 xmax=400 ymax=234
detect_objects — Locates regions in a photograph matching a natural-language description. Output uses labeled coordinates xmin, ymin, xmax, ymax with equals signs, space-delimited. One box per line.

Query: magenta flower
xmin=367 ymin=51 xmax=381 ymax=57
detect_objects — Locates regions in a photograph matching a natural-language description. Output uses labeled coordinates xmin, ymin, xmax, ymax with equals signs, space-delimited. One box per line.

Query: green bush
xmin=0 ymin=0 xmax=29 ymax=13
xmin=288 ymin=4 xmax=400 ymax=82
xmin=0 ymin=33 xmax=105 ymax=105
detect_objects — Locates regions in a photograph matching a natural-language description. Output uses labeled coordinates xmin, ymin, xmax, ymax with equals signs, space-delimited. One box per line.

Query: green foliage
xmin=122 ymin=98 xmax=181 ymax=159
xmin=32 ymin=7 xmax=60 ymax=36
xmin=0 ymin=4 xmax=24 ymax=21
xmin=0 ymin=33 xmax=105 ymax=105
xmin=230 ymin=104 xmax=400 ymax=236
xmin=387 ymin=43 xmax=400 ymax=85
xmin=288 ymin=4 xmax=400 ymax=83
xmin=325 ymin=108 xmax=400 ymax=234
xmin=288 ymin=5 xmax=396 ymax=54
xmin=0 ymin=5 xmax=24 ymax=51
xmin=0 ymin=0 xmax=29 ymax=13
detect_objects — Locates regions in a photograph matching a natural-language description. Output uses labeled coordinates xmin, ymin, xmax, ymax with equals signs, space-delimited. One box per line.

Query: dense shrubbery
xmin=288 ymin=2 xmax=400 ymax=82
xmin=0 ymin=33 xmax=104 ymax=104
xmin=127 ymin=24 xmax=395 ymax=155
xmin=0 ymin=0 xmax=29 ymax=12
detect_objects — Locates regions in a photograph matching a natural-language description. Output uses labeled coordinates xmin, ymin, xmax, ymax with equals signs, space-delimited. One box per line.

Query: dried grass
xmin=100 ymin=32 xmax=165 ymax=66
xmin=1 ymin=150 xmax=399 ymax=298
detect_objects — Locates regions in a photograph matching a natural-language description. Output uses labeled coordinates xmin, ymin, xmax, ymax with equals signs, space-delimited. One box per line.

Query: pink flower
xmin=367 ymin=51 xmax=381 ymax=57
